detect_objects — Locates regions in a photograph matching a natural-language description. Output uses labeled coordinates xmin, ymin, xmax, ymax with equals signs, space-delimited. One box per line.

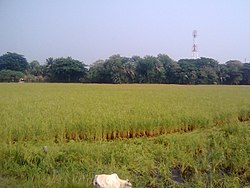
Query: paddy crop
xmin=0 ymin=122 xmax=249 ymax=187
xmin=0 ymin=84 xmax=250 ymax=143
xmin=0 ymin=83 xmax=249 ymax=187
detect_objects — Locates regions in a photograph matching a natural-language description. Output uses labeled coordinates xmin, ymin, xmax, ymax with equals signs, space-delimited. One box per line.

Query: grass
xmin=0 ymin=122 xmax=249 ymax=187
xmin=0 ymin=83 xmax=249 ymax=187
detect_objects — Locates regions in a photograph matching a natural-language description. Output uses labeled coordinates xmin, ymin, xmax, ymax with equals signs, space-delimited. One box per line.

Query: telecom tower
xmin=192 ymin=30 xmax=198 ymax=59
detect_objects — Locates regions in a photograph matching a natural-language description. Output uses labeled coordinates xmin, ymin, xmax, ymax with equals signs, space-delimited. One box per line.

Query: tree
xmin=29 ymin=60 xmax=42 ymax=76
xmin=50 ymin=57 xmax=87 ymax=82
xmin=224 ymin=60 xmax=243 ymax=85
xmin=104 ymin=55 xmax=124 ymax=84
xmin=196 ymin=58 xmax=219 ymax=84
xmin=135 ymin=56 xmax=164 ymax=83
xmin=25 ymin=60 xmax=45 ymax=82
xmin=135 ymin=56 xmax=150 ymax=83
xmin=178 ymin=58 xmax=219 ymax=84
xmin=41 ymin=57 xmax=54 ymax=81
xmin=0 ymin=52 xmax=29 ymax=72
xmin=121 ymin=59 xmax=136 ymax=83
xmin=46 ymin=57 xmax=54 ymax=67
xmin=178 ymin=59 xmax=198 ymax=84
xmin=88 ymin=60 xmax=110 ymax=83
xmin=88 ymin=55 xmax=137 ymax=84
xmin=218 ymin=64 xmax=229 ymax=84
xmin=240 ymin=63 xmax=250 ymax=85
xmin=0 ymin=70 xmax=24 ymax=82
xmin=157 ymin=54 xmax=179 ymax=83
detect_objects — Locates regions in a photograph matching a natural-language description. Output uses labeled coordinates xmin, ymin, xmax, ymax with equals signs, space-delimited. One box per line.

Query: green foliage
xmin=177 ymin=57 xmax=219 ymax=84
xmin=136 ymin=55 xmax=165 ymax=83
xmin=87 ymin=54 xmax=249 ymax=85
xmin=89 ymin=55 xmax=136 ymax=84
xmin=0 ymin=69 xmax=24 ymax=82
xmin=49 ymin=57 xmax=88 ymax=82
xmin=157 ymin=54 xmax=179 ymax=84
xmin=241 ymin=63 xmax=250 ymax=85
xmin=0 ymin=52 xmax=29 ymax=72
xmin=224 ymin=60 xmax=243 ymax=85
xmin=28 ymin=60 xmax=42 ymax=76
xmin=88 ymin=60 xmax=108 ymax=83
xmin=1 ymin=52 xmax=249 ymax=84
xmin=88 ymin=55 xmax=249 ymax=85
xmin=25 ymin=60 xmax=45 ymax=82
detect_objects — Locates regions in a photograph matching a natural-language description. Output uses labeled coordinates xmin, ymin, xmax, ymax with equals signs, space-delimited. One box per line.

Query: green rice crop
xmin=0 ymin=83 xmax=249 ymax=187
xmin=0 ymin=84 xmax=249 ymax=142
xmin=0 ymin=122 xmax=249 ymax=187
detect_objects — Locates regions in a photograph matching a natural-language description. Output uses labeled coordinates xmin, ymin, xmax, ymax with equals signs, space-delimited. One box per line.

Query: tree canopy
xmin=0 ymin=70 xmax=24 ymax=82
xmin=0 ymin=52 xmax=249 ymax=84
xmin=49 ymin=57 xmax=88 ymax=82
xmin=0 ymin=52 xmax=29 ymax=72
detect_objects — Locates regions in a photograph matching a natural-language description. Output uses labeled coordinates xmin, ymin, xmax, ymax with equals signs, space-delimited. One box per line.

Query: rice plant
xmin=0 ymin=84 xmax=249 ymax=142
xmin=0 ymin=83 xmax=249 ymax=187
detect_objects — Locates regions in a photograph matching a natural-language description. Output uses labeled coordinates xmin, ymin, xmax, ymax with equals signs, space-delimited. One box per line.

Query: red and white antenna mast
xmin=192 ymin=30 xmax=198 ymax=59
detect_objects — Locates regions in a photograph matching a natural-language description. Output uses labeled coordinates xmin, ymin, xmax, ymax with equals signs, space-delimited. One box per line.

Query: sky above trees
xmin=0 ymin=0 xmax=249 ymax=64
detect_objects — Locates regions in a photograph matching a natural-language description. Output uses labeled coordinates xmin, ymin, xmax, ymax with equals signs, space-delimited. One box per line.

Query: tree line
xmin=0 ymin=52 xmax=249 ymax=85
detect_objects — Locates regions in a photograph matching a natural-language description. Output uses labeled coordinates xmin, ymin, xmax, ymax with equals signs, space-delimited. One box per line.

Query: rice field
xmin=0 ymin=83 xmax=249 ymax=187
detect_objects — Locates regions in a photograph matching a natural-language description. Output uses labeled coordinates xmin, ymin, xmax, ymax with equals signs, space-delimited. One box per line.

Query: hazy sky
xmin=0 ymin=0 xmax=249 ymax=64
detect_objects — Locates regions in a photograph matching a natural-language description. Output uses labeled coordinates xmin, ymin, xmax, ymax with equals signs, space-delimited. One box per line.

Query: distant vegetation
xmin=0 ymin=52 xmax=249 ymax=84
